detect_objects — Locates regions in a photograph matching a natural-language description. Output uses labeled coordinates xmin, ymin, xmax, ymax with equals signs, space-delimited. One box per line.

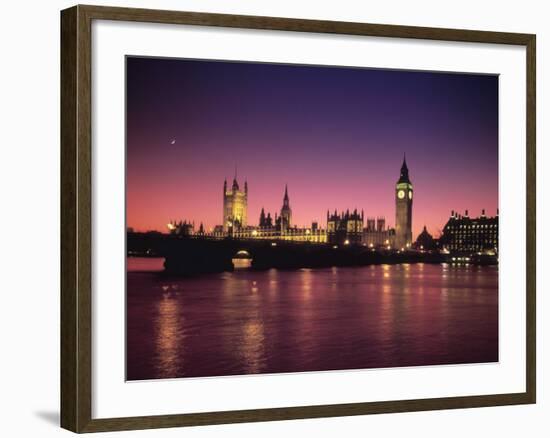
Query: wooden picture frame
xmin=61 ymin=4 xmax=536 ymax=433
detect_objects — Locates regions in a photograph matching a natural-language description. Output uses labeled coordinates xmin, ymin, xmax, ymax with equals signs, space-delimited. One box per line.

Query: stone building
xmin=439 ymin=209 xmax=498 ymax=254
xmin=223 ymin=175 xmax=247 ymax=232
xmin=327 ymin=209 xmax=364 ymax=245
xmin=395 ymin=155 xmax=413 ymax=250
xmin=363 ymin=217 xmax=395 ymax=248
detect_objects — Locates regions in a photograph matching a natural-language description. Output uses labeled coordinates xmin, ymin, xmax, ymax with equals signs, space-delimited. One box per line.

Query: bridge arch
xmin=232 ymin=248 xmax=253 ymax=269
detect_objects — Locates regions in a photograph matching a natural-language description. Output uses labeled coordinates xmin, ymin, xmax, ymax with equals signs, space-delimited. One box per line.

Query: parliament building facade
xmin=171 ymin=158 xmax=415 ymax=249
xmin=167 ymin=157 xmax=498 ymax=255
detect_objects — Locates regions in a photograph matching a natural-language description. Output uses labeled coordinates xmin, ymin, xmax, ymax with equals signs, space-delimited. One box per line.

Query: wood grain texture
xmin=60 ymin=4 xmax=537 ymax=433
xmin=525 ymin=34 xmax=536 ymax=404
xmin=60 ymin=5 xmax=78 ymax=432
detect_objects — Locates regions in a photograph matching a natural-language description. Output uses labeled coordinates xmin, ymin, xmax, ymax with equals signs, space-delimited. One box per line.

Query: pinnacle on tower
xmin=232 ymin=165 xmax=239 ymax=190
xmin=398 ymin=153 xmax=411 ymax=184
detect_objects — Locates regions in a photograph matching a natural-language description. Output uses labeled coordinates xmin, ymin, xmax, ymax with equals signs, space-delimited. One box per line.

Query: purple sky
xmin=126 ymin=57 xmax=498 ymax=238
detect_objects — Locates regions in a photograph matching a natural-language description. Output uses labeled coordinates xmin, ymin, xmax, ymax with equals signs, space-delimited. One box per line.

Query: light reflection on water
xmin=154 ymin=293 xmax=185 ymax=377
xmin=127 ymin=259 xmax=498 ymax=380
xmin=232 ymin=258 xmax=252 ymax=269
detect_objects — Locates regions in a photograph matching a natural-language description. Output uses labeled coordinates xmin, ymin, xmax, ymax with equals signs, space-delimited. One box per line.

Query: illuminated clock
xmin=397 ymin=190 xmax=405 ymax=199
xmin=408 ymin=191 xmax=413 ymax=200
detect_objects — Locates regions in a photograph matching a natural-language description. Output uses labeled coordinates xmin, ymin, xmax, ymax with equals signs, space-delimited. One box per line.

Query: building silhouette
xmin=395 ymin=155 xmax=413 ymax=250
xmin=327 ymin=209 xmax=364 ymax=245
xmin=228 ymin=184 xmax=327 ymax=243
xmin=278 ymin=185 xmax=292 ymax=231
xmin=172 ymin=158 xmax=411 ymax=248
xmin=363 ymin=216 xmax=395 ymax=248
xmin=414 ymin=225 xmax=436 ymax=250
xmin=258 ymin=208 xmax=273 ymax=227
xmin=167 ymin=219 xmax=195 ymax=236
xmin=440 ymin=209 xmax=498 ymax=254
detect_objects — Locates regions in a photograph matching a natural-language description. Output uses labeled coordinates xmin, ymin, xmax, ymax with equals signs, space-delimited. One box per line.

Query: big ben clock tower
xmin=395 ymin=155 xmax=413 ymax=250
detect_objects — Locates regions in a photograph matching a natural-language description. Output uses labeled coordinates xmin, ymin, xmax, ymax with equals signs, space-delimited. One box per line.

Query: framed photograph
xmin=60 ymin=5 xmax=536 ymax=433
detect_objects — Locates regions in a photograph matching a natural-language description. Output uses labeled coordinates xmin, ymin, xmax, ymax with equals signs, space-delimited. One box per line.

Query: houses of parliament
xmin=169 ymin=157 xmax=415 ymax=250
xmin=167 ymin=155 xmax=499 ymax=255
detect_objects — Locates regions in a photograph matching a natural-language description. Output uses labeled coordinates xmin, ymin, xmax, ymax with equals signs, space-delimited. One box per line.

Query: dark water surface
xmin=126 ymin=258 xmax=498 ymax=380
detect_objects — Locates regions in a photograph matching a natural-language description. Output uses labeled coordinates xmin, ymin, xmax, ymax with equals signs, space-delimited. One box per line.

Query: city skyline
xmin=127 ymin=57 xmax=498 ymax=238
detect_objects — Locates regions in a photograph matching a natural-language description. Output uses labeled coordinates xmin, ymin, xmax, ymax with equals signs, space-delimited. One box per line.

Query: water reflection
xmin=239 ymin=319 xmax=265 ymax=374
xmin=154 ymin=292 xmax=185 ymax=378
xmin=232 ymin=258 xmax=252 ymax=269
xmin=222 ymin=274 xmax=266 ymax=374
xmin=127 ymin=259 xmax=498 ymax=380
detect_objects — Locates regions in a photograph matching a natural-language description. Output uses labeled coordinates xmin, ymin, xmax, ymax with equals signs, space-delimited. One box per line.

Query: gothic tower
xmin=395 ymin=155 xmax=413 ymax=250
xmin=222 ymin=173 xmax=248 ymax=232
xmin=280 ymin=184 xmax=292 ymax=231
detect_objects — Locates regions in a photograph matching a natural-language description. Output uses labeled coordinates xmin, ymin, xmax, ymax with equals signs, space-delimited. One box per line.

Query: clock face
xmin=408 ymin=190 xmax=413 ymax=200
xmin=397 ymin=190 xmax=405 ymax=199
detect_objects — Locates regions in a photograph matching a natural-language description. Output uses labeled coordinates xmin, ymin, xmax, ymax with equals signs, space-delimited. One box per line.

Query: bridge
xmin=127 ymin=232 xmax=446 ymax=276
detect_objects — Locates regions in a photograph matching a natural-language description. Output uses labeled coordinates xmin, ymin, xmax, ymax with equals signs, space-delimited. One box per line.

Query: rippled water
xmin=126 ymin=258 xmax=498 ymax=380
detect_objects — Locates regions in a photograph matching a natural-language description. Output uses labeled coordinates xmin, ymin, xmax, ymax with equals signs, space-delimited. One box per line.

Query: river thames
xmin=126 ymin=258 xmax=498 ymax=380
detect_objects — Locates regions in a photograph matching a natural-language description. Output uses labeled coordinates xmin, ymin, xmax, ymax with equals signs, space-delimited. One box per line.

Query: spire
xmin=232 ymin=165 xmax=239 ymax=190
xmin=244 ymin=179 xmax=248 ymax=194
xmin=282 ymin=184 xmax=290 ymax=208
xmin=397 ymin=153 xmax=411 ymax=184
